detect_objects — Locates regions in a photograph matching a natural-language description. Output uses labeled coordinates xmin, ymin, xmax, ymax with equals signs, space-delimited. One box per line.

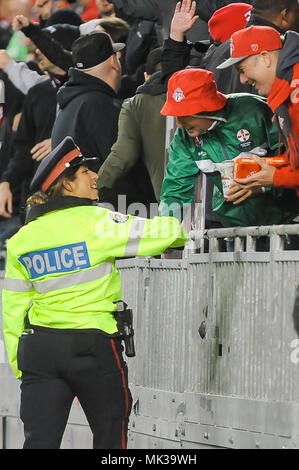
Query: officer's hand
xmin=170 ymin=0 xmax=199 ymax=41
xmin=0 ymin=50 xmax=11 ymax=69
xmin=11 ymin=15 xmax=30 ymax=31
xmin=0 ymin=182 xmax=13 ymax=218
xmin=226 ymin=181 xmax=264 ymax=205
xmin=31 ymin=138 xmax=51 ymax=161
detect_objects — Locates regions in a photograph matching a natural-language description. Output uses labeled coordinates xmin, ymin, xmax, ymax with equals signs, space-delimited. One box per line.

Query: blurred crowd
xmin=0 ymin=0 xmax=299 ymax=251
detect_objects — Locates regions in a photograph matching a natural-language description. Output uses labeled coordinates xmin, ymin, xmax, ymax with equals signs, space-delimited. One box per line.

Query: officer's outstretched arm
xmin=136 ymin=215 xmax=189 ymax=256
xmin=95 ymin=209 xmax=188 ymax=259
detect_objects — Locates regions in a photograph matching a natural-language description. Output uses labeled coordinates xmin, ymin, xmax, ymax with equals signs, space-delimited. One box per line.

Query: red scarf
xmin=268 ymin=65 xmax=299 ymax=170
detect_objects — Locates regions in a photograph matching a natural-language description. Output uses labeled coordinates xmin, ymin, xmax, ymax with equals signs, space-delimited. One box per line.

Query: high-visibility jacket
xmin=159 ymin=93 xmax=299 ymax=227
xmin=2 ymin=197 xmax=188 ymax=378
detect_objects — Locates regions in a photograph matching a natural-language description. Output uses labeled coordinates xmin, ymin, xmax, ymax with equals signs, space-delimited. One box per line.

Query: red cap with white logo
xmin=160 ymin=68 xmax=227 ymax=117
xmin=217 ymin=25 xmax=283 ymax=69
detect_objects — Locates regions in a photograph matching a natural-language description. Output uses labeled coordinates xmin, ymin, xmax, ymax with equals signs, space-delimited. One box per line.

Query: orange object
xmin=233 ymin=156 xmax=287 ymax=179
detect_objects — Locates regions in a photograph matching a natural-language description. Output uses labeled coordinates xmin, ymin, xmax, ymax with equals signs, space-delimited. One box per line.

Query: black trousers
xmin=17 ymin=329 xmax=132 ymax=449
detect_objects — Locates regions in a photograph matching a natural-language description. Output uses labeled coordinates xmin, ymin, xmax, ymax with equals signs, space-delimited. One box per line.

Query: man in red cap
xmin=158 ymin=67 xmax=299 ymax=229
xmin=217 ymin=25 xmax=299 ymax=202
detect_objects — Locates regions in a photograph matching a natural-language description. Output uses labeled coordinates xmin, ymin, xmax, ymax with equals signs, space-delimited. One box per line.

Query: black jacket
xmin=0 ymin=77 xmax=63 ymax=214
xmin=1 ymin=77 xmax=62 ymax=187
xmin=52 ymin=69 xmax=122 ymax=167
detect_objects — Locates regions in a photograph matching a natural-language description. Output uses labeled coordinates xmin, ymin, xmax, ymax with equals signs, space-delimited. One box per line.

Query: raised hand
xmin=11 ymin=15 xmax=30 ymax=31
xmin=171 ymin=0 xmax=199 ymax=42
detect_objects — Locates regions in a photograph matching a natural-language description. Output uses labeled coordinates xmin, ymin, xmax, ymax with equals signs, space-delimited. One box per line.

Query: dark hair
xmin=98 ymin=17 xmax=130 ymax=43
xmin=145 ymin=47 xmax=163 ymax=75
xmin=252 ymin=0 xmax=298 ymax=14
xmin=45 ymin=8 xmax=84 ymax=27
xmin=26 ymin=166 xmax=78 ymax=207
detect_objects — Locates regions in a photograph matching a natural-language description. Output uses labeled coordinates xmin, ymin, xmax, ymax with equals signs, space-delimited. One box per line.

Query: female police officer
xmin=2 ymin=136 xmax=188 ymax=449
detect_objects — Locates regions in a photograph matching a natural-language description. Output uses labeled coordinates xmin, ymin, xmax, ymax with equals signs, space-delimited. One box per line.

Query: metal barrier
xmin=0 ymin=225 xmax=299 ymax=448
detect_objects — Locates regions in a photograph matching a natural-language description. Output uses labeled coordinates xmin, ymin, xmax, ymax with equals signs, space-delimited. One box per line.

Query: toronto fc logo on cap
xmin=172 ymin=88 xmax=185 ymax=103
xmin=244 ymin=10 xmax=251 ymax=23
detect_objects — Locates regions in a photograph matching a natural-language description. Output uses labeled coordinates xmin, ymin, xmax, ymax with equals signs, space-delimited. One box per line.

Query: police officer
xmin=2 ymin=136 xmax=188 ymax=449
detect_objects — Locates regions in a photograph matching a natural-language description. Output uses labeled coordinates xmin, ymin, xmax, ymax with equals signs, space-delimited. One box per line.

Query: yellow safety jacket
xmin=2 ymin=197 xmax=188 ymax=378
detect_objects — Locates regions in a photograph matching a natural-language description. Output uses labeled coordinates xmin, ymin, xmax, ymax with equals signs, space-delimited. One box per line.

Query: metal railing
xmin=0 ymin=225 xmax=298 ymax=449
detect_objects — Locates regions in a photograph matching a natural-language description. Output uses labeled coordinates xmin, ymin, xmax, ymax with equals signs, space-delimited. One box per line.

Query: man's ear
xmin=111 ymin=53 xmax=120 ymax=70
xmin=279 ymin=8 xmax=290 ymax=29
xmin=259 ymin=51 xmax=272 ymax=68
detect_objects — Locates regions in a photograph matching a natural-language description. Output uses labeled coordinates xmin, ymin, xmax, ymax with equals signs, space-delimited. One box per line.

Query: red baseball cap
xmin=160 ymin=68 xmax=227 ymax=117
xmin=217 ymin=25 xmax=283 ymax=69
xmin=208 ymin=3 xmax=253 ymax=44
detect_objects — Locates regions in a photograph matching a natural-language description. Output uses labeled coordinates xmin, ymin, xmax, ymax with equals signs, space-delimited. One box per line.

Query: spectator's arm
xmin=97 ymin=98 xmax=140 ymax=192
xmin=0 ymin=91 xmax=37 ymax=189
xmin=158 ymin=130 xmax=199 ymax=222
xmin=3 ymin=60 xmax=47 ymax=95
xmin=21 ymin=21 xmax=72 ymax=71
xmin=161 ymin=38 xmax=192 ymax=82
xmin=161 ymin=0 xmax=198 ymax=81
xmin=170 ymin=0 xmax=199 ymax=42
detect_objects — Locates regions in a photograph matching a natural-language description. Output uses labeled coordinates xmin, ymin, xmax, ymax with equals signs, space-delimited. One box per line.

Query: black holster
xmin=113 ymin=301 xmax=136 ymax=357
xmin=293 ymin=285 xmax=299 ymax=337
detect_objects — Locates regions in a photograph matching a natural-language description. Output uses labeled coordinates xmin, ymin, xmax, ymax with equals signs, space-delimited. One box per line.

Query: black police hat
xmin=72 ymin=31 xmax=125 ymax=69
xmin=30 ymin=136 xmax=98 ymax=193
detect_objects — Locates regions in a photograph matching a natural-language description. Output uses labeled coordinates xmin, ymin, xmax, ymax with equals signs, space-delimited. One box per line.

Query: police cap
xmin=30 ymin=136 xmax=98 ymax=193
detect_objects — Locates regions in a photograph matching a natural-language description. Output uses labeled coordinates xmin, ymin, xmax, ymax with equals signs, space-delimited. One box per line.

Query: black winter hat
xmin=42 ymin=24 xmax=80 ymax=51
xmin=145 ymin=47 xmax=163 ymax=75
xmin=45 ymin=8 xmax=83 ymax=27
xmin=72 ymin=31 xmax=125 ymax=69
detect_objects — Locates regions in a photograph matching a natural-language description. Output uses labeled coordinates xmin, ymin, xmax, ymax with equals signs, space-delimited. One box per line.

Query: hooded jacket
xmin=159 ymin=93 xmax=299 ymax=228
xmin=51 ymin=68 xmax=122 ymax=166
xmin=269 ymin=31 xmax=299 ymax=194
